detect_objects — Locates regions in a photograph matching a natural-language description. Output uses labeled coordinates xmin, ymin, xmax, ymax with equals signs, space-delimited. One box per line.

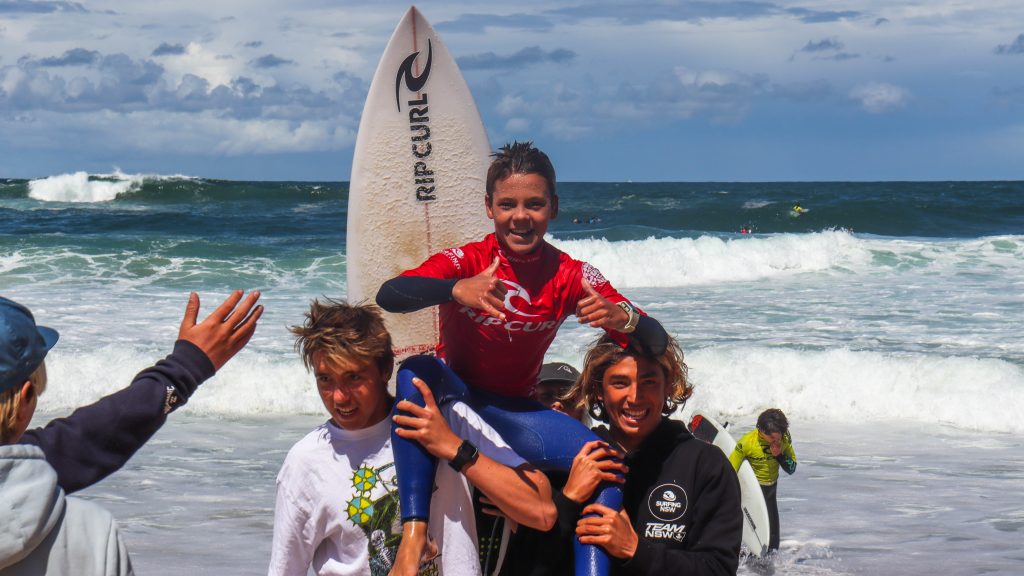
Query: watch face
xmin=450 ymin=440 xmax=479 ymax=472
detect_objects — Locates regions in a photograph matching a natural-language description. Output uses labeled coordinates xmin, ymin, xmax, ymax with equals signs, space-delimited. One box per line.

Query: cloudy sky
xmin=1 ymin=0 xmax=1022 ymax=181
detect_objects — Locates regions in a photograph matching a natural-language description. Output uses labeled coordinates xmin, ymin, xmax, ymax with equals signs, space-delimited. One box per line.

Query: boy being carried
xmin=377 ymin=141 xmax=668 ymax=576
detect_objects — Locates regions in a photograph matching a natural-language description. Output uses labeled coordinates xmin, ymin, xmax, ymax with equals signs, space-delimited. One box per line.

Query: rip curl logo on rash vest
xmin=501 ymin=280 xmax=541 ymax=317
xmin=648 ymin=483 xmax=687 ymax=522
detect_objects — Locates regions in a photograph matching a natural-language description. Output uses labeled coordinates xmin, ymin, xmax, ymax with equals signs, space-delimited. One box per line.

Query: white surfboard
xmin=689 ymin=413 xmax=772 ymax=558
xmin=347 ymin=6 xmax=492 ymax=361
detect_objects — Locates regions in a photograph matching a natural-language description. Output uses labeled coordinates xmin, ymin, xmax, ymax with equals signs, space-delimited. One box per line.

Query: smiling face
xmin=314 ymin=352 xmax=392 ymax=431
xmin=599 ymin=355 xmax=667 ymax=451
xmin=485 ymin=172 xmax=558 ymax=257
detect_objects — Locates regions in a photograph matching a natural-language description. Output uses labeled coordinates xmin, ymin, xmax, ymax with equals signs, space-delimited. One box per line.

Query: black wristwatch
xmin=448 ymin=440 xmax=479 ymax=472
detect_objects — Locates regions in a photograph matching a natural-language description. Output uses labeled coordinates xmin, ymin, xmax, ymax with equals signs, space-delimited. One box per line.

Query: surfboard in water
xmin=347 ymin=6 xmax=492 ymax=362
xmin=690 ymin=413 xmax=773 ymax=559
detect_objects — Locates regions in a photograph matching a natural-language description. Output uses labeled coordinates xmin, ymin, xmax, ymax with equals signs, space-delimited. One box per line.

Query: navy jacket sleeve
xmin=19 ymin=340 xmax=215 ymax=494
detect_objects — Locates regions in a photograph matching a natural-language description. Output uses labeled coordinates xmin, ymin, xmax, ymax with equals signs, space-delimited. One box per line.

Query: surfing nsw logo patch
xmin=648 ymin=483 xmax=687 ymax=522
xmin=441 ymin=248 xmax=464 ymax=271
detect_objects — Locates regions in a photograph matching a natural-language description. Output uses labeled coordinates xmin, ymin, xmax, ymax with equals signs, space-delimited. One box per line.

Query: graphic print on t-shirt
xmin=346 ymin=462 xmax=439 ymax=576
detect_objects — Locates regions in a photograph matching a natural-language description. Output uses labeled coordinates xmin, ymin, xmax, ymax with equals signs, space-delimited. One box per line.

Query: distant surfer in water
xmin=790 ymin=203 xmax=807 ymax=217
xmin=729 ymin=408 xmax=797 ymax=553
xmin=376 ymin=141 xmax=669 ymax=576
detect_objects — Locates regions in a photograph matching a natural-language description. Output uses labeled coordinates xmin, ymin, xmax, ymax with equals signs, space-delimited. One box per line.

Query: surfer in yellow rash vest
xmin=729 ymin=408 xmax=796 ymax=553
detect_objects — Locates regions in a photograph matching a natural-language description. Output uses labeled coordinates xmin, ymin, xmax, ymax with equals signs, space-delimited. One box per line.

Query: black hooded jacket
xmin=608 ymin=417 xmax=742 ymax=576
xmin=502 ymin=417 xmax=742 ymax=576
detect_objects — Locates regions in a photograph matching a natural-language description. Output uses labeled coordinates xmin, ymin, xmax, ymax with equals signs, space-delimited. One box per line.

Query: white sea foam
xmin=685 ymin=345 xmax=1024 ymax=434
xmin=39 ymin=345 xmax=323 ymax=417
xmin=550 ymin=231 xmax=1024 ymax=288
xmin=26 ymin=170 xmax=196 ymax=203
xmin=551 ymin=231 xmax=868 ymax=288
xmin=28 ymin=171 xmax=145 ymax=202
xmin=34 ymin=341 xmax=1024 ymax=434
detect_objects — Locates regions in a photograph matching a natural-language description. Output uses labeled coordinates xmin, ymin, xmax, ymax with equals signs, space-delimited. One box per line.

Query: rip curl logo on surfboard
xmin=395 ymin=40 xmax=432 ymax=112
xmin=395 ymin=40 xmax=437 ymax=202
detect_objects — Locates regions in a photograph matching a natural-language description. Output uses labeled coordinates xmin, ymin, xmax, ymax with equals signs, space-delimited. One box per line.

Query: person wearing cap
xmin=535 ymin=361 xmax=585 ymax=420
xmin=0 ymin=291 xmax=262 ymax=575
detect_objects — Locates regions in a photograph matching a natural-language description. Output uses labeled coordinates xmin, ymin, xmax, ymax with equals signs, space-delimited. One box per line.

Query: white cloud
xmin=541 ymin=117 xmax=591 ymax=141
xmin=159 ymin=42 xmax=241 ymax=87
xmin=496 ymin=94 xmax=527 ymax=116
xmin=504 ymin=117 xmax=530 ymax=133
xmin=850 ymin=81 xmax=910 ymax=113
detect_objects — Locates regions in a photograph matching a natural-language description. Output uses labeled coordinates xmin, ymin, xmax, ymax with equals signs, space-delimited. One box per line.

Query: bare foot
xmin=389 ymin=520 xmax=437 ymax=576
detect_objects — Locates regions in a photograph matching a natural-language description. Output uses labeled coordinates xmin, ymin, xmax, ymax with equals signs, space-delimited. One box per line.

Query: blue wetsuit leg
xmin=392 ymin=355 xmax=471 ymax=522
xmin=393 ymin=356 xmax=621 ymax=576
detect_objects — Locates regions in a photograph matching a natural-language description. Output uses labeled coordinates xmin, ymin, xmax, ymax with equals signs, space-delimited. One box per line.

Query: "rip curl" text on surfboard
xmin=396 ymin=40 xmax=436 ymax=202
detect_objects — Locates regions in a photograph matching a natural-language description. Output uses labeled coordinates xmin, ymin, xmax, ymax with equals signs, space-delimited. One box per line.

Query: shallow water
xmin=43 ymin=413 xmax=1021 ymax=575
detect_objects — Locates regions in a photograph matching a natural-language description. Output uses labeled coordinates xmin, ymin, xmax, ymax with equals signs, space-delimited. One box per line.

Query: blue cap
xmin=0 ymin=297 xmax=59 ymax=395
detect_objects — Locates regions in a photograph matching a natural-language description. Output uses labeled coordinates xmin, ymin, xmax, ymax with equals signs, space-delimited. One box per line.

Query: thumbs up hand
xmin=452 ymin=257 xmax=508 ymax=321
xmin=576 ymin=279 xmax=629 ymax=330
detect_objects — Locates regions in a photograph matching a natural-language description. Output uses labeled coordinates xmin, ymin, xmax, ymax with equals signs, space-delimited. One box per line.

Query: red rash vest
xmin=401 ymin=233 xmax=630 ymax=398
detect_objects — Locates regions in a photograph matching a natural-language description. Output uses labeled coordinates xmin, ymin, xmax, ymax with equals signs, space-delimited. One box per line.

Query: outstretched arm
xmin=393 ymin=378 xmax=556 ymax=531
xmin=20 ymin=290 xmax=263 ymax=493
xmin=377 ymin=257 xmax=509 ymax=319
xmin=375 ymin=275 xmax=458 ymax=312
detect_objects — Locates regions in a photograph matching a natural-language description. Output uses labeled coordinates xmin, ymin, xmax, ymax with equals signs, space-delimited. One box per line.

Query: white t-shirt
xmin=269 ymin=402 xmax=525 ymax=576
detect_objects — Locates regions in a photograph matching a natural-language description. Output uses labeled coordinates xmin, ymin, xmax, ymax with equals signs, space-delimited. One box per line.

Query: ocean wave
xmin=0 ymin=245 xmax=346 ymax=293
xmin=39 ymin=345 xmax=323 ymax=417
xmin=685 ymin=346 xmax=1024 ymax=434
xmin=35 ymin=343 xmax=1024 ymax=433
xmin=550 ymin=231 xmax=1024 ymax=288
xmin=26 ymin=170 xmax=198 ymax=203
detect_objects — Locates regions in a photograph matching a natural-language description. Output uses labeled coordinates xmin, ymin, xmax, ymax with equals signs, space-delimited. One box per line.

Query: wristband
xmin=617 ymin=301 xmax=640 ymax=334
xmin=448 ymin=440 xmax=479 ymax=472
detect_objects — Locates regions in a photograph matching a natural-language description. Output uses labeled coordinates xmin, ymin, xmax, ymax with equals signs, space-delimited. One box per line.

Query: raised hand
xmin=562 ymin=440 xmax=627 ymax=504
xmin=177 ymin=290 xmax=263 ymax=370
xmin=452 ymin=256 xmax=508 ymax=321
xmin=576 ymin=279 xmax=629 ymax=330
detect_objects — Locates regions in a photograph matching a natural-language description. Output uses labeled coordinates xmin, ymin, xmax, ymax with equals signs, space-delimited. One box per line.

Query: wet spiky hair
xmin=486 ymin=141 xmax=556 ymax=198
